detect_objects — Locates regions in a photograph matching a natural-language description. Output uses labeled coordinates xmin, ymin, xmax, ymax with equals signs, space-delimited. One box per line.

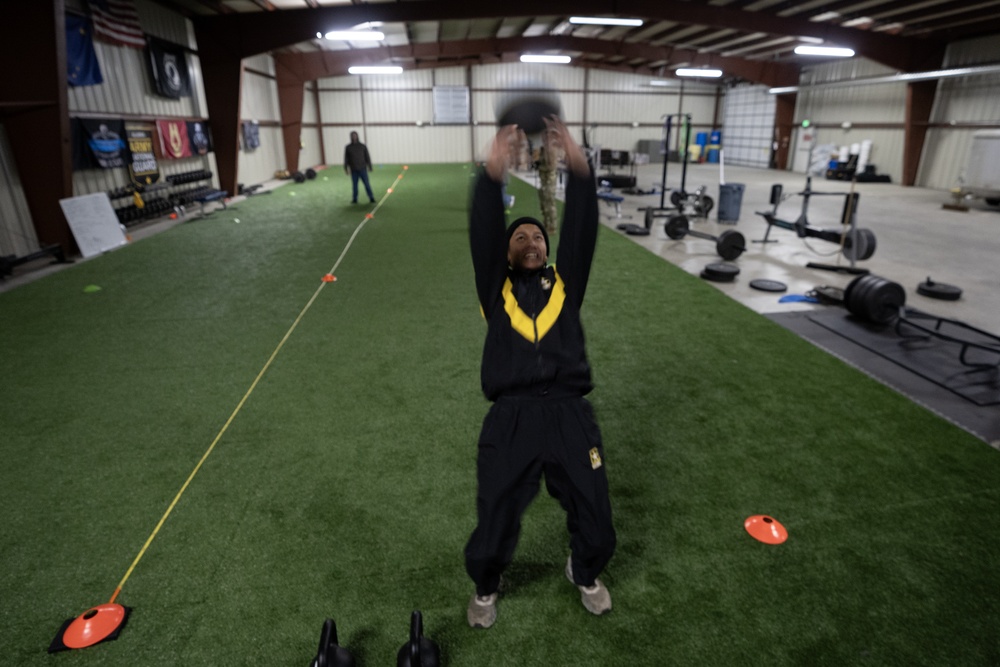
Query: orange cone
xmin=744 ymin=515 xmax=788 ymax=544
xmin=59 ymin=603 xmax=128 ymax=650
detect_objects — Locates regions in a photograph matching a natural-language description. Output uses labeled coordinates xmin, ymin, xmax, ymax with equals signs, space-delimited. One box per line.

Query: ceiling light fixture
xmin=520 ymin=54 xmax=572 ymax=64
xmin=649 ymin=80 xmax=673 ymax=86
xmin=325 ymin=30 xmax=385 ymax=41
xmin=794 ymin=45 xmax=855 ymax=57
xmin=348 ymin=66 xmax=403 ymax=75
xmin=569 ymin=16 xmax=644 ymax=27
xmin=675 ymin=68 xmax=723 ymax=78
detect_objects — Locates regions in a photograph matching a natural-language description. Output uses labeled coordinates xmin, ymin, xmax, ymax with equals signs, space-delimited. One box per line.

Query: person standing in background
xmin=344 ymin=131 xmax=375 ymax=204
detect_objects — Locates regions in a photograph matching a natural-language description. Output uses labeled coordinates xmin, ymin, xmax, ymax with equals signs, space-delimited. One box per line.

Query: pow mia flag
xmin=146 ymin=38 xmax=191 ymax=99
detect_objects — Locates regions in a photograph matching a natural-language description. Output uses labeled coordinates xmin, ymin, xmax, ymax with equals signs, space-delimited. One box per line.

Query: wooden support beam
xmin=1 ymin=0 xmax=75 ymax=255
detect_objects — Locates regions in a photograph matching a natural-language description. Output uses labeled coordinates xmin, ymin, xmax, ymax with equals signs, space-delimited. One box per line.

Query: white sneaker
xmin=467 ymin=592 xmax=497 ymax=628
xmin=566 ymin=556 xmax=612 ymax=615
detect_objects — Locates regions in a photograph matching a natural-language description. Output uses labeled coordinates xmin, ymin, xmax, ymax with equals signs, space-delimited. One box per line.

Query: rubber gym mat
xmin=807 ymin=311 xmax=1000 ymax=407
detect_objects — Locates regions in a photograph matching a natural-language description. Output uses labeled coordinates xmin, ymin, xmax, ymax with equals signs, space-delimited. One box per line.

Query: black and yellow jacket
xmin=469 ymin=167 xmax=599 ymax=401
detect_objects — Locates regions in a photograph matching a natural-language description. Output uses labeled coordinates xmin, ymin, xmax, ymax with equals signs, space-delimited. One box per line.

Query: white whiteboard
xmin=59 ymin=193 xmax=127 ymax=258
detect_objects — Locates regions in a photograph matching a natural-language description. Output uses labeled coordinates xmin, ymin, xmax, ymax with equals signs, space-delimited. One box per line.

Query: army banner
xmin=125 ymin=122 xmax=160 ymax=187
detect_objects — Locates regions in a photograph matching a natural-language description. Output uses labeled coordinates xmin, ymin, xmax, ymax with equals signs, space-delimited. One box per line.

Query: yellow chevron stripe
xmin=501 ymin=271 xmax=566 ymax=343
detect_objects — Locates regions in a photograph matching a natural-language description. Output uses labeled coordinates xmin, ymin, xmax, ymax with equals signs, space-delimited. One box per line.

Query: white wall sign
xmin=59 ymin=193 xmax=127 ymax=258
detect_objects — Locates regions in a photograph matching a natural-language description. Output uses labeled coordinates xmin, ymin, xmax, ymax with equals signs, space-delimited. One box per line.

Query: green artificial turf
xmin=1 ymin=164 xmax=998 ymax=665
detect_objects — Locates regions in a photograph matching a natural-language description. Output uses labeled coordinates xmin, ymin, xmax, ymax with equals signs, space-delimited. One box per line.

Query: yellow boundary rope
xmin=110 ymin=168 xmax=408 ymax=604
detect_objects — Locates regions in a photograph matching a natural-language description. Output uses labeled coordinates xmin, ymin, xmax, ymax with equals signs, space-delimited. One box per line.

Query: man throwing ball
xmin=465 ymin=117 xmax=616 ymax=629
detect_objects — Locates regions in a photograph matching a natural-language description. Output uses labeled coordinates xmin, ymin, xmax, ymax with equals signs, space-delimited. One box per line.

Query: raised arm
xmin=546 ymin=117 xmax=598 ymax=307
xmin=470 ymin=125 xmax=524 ymax=315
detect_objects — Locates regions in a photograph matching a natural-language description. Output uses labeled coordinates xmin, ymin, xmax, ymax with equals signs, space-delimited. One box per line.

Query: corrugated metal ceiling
xmin=153 ymin=0 xmax=1000 ymax=84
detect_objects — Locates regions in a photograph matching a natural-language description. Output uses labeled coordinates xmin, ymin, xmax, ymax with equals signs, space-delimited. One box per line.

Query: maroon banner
xmin=156 ymin=119 xmax=191 ymax=159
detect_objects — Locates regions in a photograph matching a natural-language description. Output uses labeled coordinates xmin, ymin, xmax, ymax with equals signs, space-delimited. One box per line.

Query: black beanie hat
xmin=506 ymin=217 xmax=549 ymax=255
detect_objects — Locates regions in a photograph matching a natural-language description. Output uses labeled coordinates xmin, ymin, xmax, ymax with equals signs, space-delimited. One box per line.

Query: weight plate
xmin=664 ymin=214 xmax=690 ymax=240
xmin=917 ymin=277 xmax=962 ymax=301
xmin=867 ymin=279 xmax=906 ymax=324
xmin=858 ymin=228 xmax=877 ymax=260
xmin=702 ymin=262 xmax=740 ymax=281
xmin=624 ymin=225 xmax=651 ymax=236
xmin=702 ymin=195 xmax=714 ymax=216
xmin=856 ymin=275 xmax=884 ymax=322
xmin=844 ymin=274 xmax=874 ymax=319
xmin=670 ymin=190 xmax=685 ymax=207
xmin=716 ymin=230 xmax=746 ymax=260
xmin=644 ymin=207 xmax=655 ymax=230
xmin=749 ymin=279 xmax=787 ymax=292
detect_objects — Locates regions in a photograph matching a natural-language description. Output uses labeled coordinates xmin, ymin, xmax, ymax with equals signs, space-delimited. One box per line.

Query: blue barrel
xmin=696 ymin=132 xmax=709 ymax=146
xmin=717 ymin=183 xmax=745 ymax=223
xmin=710 ymin=130 xmax=722 ymax=145
xmin=707 ymin=149 xmax=720 ymax=163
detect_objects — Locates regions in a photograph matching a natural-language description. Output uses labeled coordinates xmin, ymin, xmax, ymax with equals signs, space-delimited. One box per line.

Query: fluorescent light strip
xmin=348 ymin=66 xmax=403 ymax=75
xmin=521 ymin=55 xmax=572 ymax=64
xmin=769 ymin=64 xmax=1000 ymax=94
xmin=649 ymin=80 xmax=673 ymax=87
xmin=675 ymin=68 xmax=723 ymax=78
xmin=325 ymin=30 xmax=384 ymax=41
xmin=794 ymin=45 xmax=855 ymax=57
xmin=569 ymin=16 xmax=644 ymax=27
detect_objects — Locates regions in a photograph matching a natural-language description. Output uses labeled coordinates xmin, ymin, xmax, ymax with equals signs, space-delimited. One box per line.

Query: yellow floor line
xmin=109 ymin=168 xmax=409 ymax=604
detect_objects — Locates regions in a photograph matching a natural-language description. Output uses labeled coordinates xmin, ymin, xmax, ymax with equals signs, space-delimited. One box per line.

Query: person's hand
xmin=485 ymin=125 xmax=526 ymax=182
xmin=543 ymin=116 xmax=589 ymax=177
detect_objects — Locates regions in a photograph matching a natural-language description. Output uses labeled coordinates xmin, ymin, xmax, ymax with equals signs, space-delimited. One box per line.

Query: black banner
xmin=79 ymin=118 xmax=127 ymax=169
xmin=242 ymin=120 xmax=260 ymax=151
xmin=187 ymin=120 xmax=213 ymax=155
xmin=146 ymin=38 xmax=191 ymax=99
xmin=125 ymin=122 xmax=160 ymax=187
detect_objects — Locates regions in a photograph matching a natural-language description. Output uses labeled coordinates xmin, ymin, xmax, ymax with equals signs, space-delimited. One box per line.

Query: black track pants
xmin=464 ymin=395 xmax=616 ymax=596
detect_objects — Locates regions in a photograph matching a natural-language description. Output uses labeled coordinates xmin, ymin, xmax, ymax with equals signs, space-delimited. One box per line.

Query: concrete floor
xmin=523 ymin=160 xmax=1000 ymax=445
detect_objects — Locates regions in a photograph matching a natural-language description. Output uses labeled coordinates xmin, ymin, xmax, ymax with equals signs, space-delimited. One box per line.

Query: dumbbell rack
xmin=108 ymin=169 xmax=218 ymax=227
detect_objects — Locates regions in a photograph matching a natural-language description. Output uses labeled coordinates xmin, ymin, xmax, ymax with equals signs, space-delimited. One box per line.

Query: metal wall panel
xmin=360 ymin=70 xmax=434 ymax=90
xmin=793 ymin=58 xmax=908 ymax=183
xmin=472 ymin=63 xmax=585 ymax=90
xmin=238 ymin=126 xmax=286 ymax=186
xmin=0 ymin=124 xmax=40 ymax=257
xmin=135 ymin=0 xmax=192 ymax=46
xmin=241 ymin=67 xmax=280 ymax=121
xmin=302 ymin=85 xmax=318 ymax=124
xmin=365 ymin=126 xmax=472 ymax=164
xmin=299 ymin=127 xmax=323 ymax=170
xmin=319 ymin=90 xmax=364 ymax=125
xmin=362 ymin=91 xmax=434 ymax=124
xmin=431 ymin=67 xmax=468 ymax=86
xmin=919 ymin=36 xmax=1000 ymax=189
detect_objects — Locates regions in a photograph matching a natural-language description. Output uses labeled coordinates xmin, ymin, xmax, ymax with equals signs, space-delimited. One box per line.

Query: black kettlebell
xmin=310 ymin=618 xmax=355 ymax=667
xmin=396 ymin=610 xmax=440 ymax=667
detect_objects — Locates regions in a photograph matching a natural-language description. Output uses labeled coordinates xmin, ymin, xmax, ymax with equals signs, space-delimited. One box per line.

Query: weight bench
xmin=194 ymin=189 xmax=230 ymax=218
xmin=597 ymin=191 xmax=630 ymax=220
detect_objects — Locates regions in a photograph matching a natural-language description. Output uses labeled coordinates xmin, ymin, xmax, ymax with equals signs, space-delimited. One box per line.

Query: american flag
xmin=89 ymin=0 xmax=145 ymax=49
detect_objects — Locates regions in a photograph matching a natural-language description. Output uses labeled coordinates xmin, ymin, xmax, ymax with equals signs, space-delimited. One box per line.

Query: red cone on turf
xmin=744 ymin=515 xmax=788 ymax=544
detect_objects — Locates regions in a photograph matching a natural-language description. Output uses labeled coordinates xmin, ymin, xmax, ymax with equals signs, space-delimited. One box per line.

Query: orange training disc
xmin=744 ymin=515 xmax=788 ymax=545
xmin=321 ymin=274 xmax=336 ymax=282
xmin=365 ymin=213 xmax=373 ymax=219
xmin=62 ymin=603 xmax=127 ymax=649
xmin=403 ymin=165 xmax=409 ymax=170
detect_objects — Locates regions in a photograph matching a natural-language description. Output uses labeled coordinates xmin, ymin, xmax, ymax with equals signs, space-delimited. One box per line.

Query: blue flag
xmin=67 ymin=14 xmax=103 ymax=87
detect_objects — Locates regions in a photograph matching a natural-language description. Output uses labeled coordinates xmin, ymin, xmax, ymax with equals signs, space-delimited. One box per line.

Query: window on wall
xmin=722 ymin=85 xmax=776 ymax=168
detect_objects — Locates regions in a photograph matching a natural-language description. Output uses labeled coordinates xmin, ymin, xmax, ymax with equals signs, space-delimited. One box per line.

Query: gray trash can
xmin=717 ymin=183 xmax=745 ymax=223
